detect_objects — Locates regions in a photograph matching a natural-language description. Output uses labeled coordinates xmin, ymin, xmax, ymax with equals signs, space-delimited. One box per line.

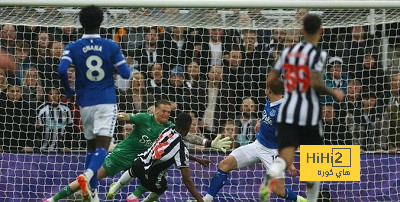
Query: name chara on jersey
xmin=82 ymin=45 xmax=103 ymax=53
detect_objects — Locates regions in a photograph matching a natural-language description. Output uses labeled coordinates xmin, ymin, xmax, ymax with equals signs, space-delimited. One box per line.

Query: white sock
xmin=127 ymin=193 xmax=138 ymax=200
xmin=142 ymin=192 xmax=161 ymax=202
xmin=204 ymin=194 xmax=213 ymax=202
xmin=269 ymin=157 xmax=286 ymax=178
xmin=83 ymin=169 xmax=94 ymax=181
xmin=47 ymin=198 xmax=55 ymax=202
xmin=306 ymin=181 xmax=320 ymax=202
xmin=110 ymin=169 xmax=134 ymax=194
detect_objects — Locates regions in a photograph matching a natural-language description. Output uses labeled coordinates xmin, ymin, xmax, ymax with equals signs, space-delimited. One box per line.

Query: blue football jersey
xmin=59 ymin=34 xmax=130 ymax=107
xmin=256 ymin=99 xmax=284 ymax=149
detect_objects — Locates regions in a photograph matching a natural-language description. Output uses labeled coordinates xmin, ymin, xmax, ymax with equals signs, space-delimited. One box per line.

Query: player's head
xmin=303 ymin=14 xmax=322 ymax=36
xmin=175 ymin=112 xmax=192 ymax=136
xmin=154 ymin=99 xmax=172 ymax=124
xmin=266 ymin=70 xmax=284 ymax=99
xmin=79 ymin=5 xmax=103 ymax=33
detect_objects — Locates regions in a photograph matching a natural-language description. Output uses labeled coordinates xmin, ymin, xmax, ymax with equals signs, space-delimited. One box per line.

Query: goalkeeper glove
xmin=210 ymin=134 xmax=232 ymax=153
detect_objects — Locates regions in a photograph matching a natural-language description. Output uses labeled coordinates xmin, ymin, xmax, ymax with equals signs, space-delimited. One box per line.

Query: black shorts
xmin=276 ymin=122 xmax=323 ymax=149
xmin=131 ymin=160 xmax=168 ymax=195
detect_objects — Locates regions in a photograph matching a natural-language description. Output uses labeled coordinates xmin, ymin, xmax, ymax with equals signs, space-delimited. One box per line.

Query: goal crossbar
xmin=1 ymin=0 xmax=400 ymax=8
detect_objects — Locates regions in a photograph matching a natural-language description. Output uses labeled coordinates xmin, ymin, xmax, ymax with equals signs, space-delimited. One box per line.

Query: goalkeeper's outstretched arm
xmin=183 ymin=133 xmax=232 ymax=153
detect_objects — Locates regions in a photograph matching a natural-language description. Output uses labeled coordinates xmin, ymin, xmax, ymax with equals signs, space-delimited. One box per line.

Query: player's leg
xmin=204 ymin=143 xmax=261 ymax=202
xmin=301 ymin=124 xmax=323 ymax=202
xmin=46 ymin=165 xmax=110 ymax=202
xmin=260 ymin=123 xmax=299 ymax=201
xmin=257 ymin=141 xmax=304 ymax=202
xmin=108 ymin=167 xmax=139 ymax=196
xmin=78 ymin=104 xmax=117 ymax=200
xmin=104 ymin=152 xmax=148 ymax=199
xmin=138 ymin=175 xmax=167 ymax=202
xmin=305 ymin=181 xmax=320 ymax=202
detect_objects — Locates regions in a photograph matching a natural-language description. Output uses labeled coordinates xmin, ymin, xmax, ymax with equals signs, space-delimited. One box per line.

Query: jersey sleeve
xmin=112 ymin=42 xmax=130 ymax=79
xmin=129 ymin=113 xmax=148 ymax=125
xmin=61 ymin=43 xmax=73 ymax=64
xmin=174 ymin=139 xmax=189 ymax=168
xmin=59 ymin=43 xmax=74 ymax=94
xmin=310 ymin=50 xmax=327 ymax=73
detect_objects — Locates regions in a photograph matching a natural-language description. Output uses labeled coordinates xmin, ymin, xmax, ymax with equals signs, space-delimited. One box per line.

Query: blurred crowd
xmin=0 ymin=9 xmax=400 ymax=153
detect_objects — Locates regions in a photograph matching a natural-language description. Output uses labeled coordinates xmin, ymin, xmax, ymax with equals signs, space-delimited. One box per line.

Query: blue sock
xmin=90 ymin=171 xmax=98 ymax=190
xmin=88 ymin=147 xmax=107 ymax=176
xmin=85 ymin=152 xmax=93 ymax=169
xmin=207 ymin=169 xmax=229 ymax=197
xmin=284 ymin=187 xmax=298 ymax=201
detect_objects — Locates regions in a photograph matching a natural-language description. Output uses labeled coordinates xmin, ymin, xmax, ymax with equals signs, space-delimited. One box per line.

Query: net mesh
xmin=0 ymin=5 xmax=399 ymax=202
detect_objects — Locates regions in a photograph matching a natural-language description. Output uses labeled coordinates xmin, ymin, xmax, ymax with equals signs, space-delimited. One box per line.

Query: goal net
xmin=0 ymin=2 xmax=400 ymax=201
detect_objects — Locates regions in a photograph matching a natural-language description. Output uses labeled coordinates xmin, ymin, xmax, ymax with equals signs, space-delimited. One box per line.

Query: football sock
xmin=284 ymin=187 xmax=298 ymax=201
xmin=85 ymin=147 xmax=107 ymax=180
xmin=52 ymin=185 xmax=74 ymax=201
xmin=306 ymin=181 xmax=321 ymax=202
xmin=110 ymin=169 xmax=134 ymax=194
xmin=89 ymin=171 xmax=98 ymax=190
xmin=207 ymin=169 xmax=229 ymax=198
xmin=85 ymin=152 xmax=93 ymax=169
xmin=133 ymin=184 xmax=148 ymax=198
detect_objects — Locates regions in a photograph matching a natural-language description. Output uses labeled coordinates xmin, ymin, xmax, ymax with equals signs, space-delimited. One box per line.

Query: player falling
xmin=46 ymin=99 xmax=231 ymax=202
xmin=190 ymin=84 xmax=306 ymax=202
xmin=48 ymin=5 xmax=131 ymax=202
xmin=262 ymin=14 xmax=345 ymax=202
xmin=125 ymin=112 xmax=205 ymax=202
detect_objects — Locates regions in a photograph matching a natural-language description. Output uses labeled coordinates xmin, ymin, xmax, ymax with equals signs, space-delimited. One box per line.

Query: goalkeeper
xmin=46 ymin=99 xmax=231 ymax=202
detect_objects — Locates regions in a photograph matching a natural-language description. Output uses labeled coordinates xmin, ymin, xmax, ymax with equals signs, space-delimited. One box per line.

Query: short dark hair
xmin=155 ymin=99 xmax=171 ymax=108
xmin=175 ymin=112 xmax=192 ymax=131
xmin=303 ymin=14 xmax=321 ymax=35
xmin=79 ymin=5 xmax=103 ymax=31
xmin=143 ymin=26 xmax=158 ymax=34
xmin=242 ymin=29 xmax=257 ymax=35
xmin=269 ymin=82 xmax=284 ymax=95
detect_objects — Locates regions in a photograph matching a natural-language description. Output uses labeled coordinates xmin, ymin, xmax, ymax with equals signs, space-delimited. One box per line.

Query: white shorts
xmin=80 ymin=104 xmax=118 ymax=140
xmin=230 ymin=140 xmax=285 ymax=179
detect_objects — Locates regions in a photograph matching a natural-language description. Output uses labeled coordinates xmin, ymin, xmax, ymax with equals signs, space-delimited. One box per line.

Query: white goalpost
xmin=0 ymin=0 xmax=399 ymax=201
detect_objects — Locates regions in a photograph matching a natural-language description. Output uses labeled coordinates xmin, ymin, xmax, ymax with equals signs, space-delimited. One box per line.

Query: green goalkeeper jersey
xmin=112 ymin=113 xmax=174 ymax=160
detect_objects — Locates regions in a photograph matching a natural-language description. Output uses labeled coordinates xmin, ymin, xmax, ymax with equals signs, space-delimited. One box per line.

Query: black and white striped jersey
xmin=273 ymin=41 xmax=327 ymax=126
xmin=37 ymin=103 xmax=73 ymax=132
xmin=137 ymin=127 xmax=189 ymax=173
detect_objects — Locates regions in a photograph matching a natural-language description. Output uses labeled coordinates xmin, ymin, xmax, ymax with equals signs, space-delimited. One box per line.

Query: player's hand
xmin=195 ymin=158 xmax=211 ymax=167
xmin=287 ymin=164 xmax=297 ymax=178
xmin=117 ymin=112 xmax=129 ymax=121
xmin=333 ymin=89 xmax=345 ymax=102
xmin=211 ymin=134 xmax=232 ymax=153
xmin=254 ymin=119 xmax=261 ymax=133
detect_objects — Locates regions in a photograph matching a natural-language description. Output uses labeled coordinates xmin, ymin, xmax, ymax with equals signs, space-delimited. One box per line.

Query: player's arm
xmin=309 ymin=71 xmax=344 ymax=102
xmin=58 ymin=45 xmax=74 ymax=99
xmin=117 ymin=112 xmax=130 ymax=121
xmin=309 ymin=51 xmax=344 ymax=102
xmin=180 ymin=167 xmax=204 ymax=202
xmin=189 ymin=155 xmax=211 ymax=167
xmin=112 ymin=42 xmax=130 ymax=79
xmin=267 ymin=47 xmax=287 ymax=89
xmin=183 ymin=134 xmax=232 ymax=153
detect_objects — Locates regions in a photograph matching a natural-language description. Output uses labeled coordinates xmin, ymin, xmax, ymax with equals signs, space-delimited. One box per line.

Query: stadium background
xmin=0 ymin=5 xmax=400 ymax=201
